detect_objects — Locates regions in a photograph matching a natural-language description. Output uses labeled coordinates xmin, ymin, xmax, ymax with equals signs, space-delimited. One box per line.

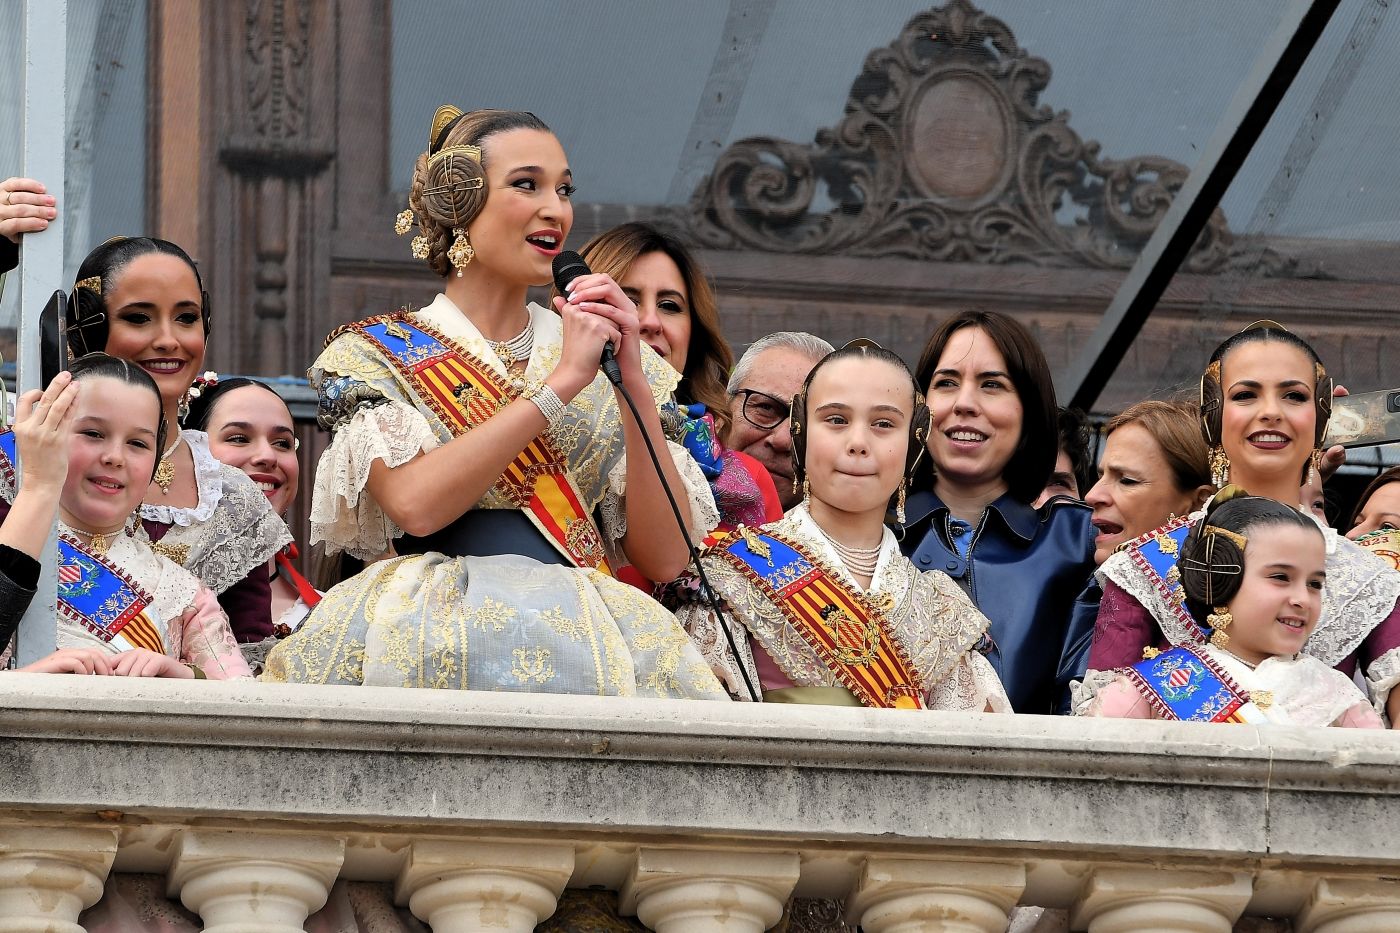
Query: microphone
xmin=552 ymin=250 xmax=623 ymax=386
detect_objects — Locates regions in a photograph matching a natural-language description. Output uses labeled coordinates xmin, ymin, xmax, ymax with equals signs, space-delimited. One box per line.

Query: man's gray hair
xmin=726 ymin=332 xmax=835 ymax=394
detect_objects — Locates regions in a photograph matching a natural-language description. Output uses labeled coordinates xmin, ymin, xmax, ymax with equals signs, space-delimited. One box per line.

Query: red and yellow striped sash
xmin=349 ymin=314 xmax=610 ymax=574
xmin=714 ymin=527 xmax=924 ymax=709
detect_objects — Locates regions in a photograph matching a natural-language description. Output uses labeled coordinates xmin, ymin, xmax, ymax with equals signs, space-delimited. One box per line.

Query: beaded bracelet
xmin=525 ymin=382 xmax=566 ymax=426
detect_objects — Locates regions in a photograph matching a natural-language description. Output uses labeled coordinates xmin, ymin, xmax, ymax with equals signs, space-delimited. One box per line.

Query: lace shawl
xmin=142 ymin=432 xmax=291 ymax=594
xmin=307 ymin=295 xmax=711 ymax=561
xmin=676 ymin=504 xmax=1008 ymax=711
xmin=1098 ymin=509 xmax=1400 ymax=667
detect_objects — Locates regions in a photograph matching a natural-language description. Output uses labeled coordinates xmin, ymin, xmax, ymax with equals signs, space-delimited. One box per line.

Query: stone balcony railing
xmin=3 ymin=673 xmax=1400 ymax=933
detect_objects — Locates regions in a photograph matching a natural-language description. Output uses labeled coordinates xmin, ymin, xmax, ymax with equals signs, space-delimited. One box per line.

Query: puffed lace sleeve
xmin=310 ymin=399 xmax=440 ymax=560
xmin=598 ymin=438 xmax=721 ymax=546
xmin=925 ymin=648 xmax=1012 ymax=713
xmin=177 ymin=585 xmax=254 ymax=680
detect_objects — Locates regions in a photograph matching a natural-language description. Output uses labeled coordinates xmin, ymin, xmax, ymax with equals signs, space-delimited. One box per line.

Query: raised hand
xmin=12 ymin=371 xmax=79 ymax=493
xmin=0 ymin=177 xmax=57 ymax=245
xmin=553 ymin=272 xmax=642 ymax=384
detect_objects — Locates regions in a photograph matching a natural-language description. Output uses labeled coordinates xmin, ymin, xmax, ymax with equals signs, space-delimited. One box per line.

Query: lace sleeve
xmin=182 ymin=467 xmax=292 ymax=594
xmin=925 ymin=650 xmax=1011 ymax=713
xmin=1070 ymin=668 xmax=1123 ymax=716
xmin=597 ymin=438 xmax=721 ymax=545
xmin=309 ymin=399 xmax=440 ymax=560
xmin=178 ymin=585 xmax=254 ymax=680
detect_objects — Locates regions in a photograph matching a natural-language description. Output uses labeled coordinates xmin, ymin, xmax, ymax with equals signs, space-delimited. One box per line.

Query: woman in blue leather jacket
xmin=897 ymin=310 xmax=1094 ymax=713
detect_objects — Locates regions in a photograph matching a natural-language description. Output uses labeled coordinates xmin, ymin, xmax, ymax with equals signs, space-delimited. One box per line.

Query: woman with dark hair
xmin=1348 ymin=466 xmax=1400 ymax=543
xmin=0 ymin=355 xmax=250 ymax=678
xmin=673 ymin=342 xmax=1008 ymax=711
xmin=898 ymin=310 xmax=1094 ymax=713
xmin=183 ymin=376 xmax=321 ymax=665
xmin=62 ymin=237 xmax=290 ymax=643
xmin=1084 ymin=322 xmax=1400 ymax=725
xmin=574 ymin=222 xmax=781 ymax=533
xmin=263 ymin=106 xmax=724 ymax=700
xmin=1083 ymin=494 xmax=1380 ymax=727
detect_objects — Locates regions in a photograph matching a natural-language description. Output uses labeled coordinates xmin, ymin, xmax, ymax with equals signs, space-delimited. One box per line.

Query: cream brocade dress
xmin=262 ymin=296 xmax=727 ymax=700
xmin=677 ymin=504 xmax=1011 ymax=712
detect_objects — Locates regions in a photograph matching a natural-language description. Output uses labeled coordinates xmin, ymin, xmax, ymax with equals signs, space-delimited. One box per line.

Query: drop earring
xmin=1206 ymin=606 xmax=1233 ymax=648
xmin=1209 ymin=446 xmax=1231 ymax=488
xmin=895 ymin=481 xmax=908 ymax=524
xmin=447 ymin=227 xmax=474 ymax=276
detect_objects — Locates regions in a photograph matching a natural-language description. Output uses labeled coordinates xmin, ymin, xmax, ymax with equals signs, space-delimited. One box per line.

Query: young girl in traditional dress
xmin=1 ymin=355 xmax=251 ymax=679
xmin=262 ymin=107 xmax=725 ymax=699
xmin=671 ymin=342 xmax=1010 ymax=711
xmin=1085 ymin=494 xmax=1380 ymax=727
xmin=63 ymin=237 xmax=290 ymax=642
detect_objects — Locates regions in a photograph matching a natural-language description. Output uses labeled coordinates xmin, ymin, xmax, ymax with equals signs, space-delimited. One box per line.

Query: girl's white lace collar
xmin=783 ymin=502 xmax=899 ymax=594
xmin=139 ymin=429 xmax=225 ymax=527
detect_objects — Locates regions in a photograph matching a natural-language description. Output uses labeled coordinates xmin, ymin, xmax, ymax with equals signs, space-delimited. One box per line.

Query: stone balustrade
xmin=2 ymin=673 xmax=1399 ymax=932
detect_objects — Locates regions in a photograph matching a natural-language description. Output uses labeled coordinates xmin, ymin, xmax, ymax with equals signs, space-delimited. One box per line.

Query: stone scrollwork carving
xmin=689 ymin=0 xmax=1237 ymax=271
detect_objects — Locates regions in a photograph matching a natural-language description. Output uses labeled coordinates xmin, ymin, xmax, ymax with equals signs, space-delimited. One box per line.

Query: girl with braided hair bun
xmin=263 ymin=107 xmax=726 ymax=700
xmin=1084 ymin=494 xmax=1380 ymax=727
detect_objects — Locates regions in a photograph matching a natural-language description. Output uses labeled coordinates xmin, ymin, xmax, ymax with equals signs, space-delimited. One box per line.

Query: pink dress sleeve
xmin=1087 ymin=579 xmax=1169 ymax=671
xmin=179 ymin=586 xmax=254 ymax=680
xmin=1334 ymin=702 xmax=1385 ymax=729
xmin=1086 ymin=675 xmax=1157 ymax=720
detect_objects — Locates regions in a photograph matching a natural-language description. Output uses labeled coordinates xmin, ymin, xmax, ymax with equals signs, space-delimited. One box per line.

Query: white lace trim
xmin=138 ymin=430 xmax=225 ymax=527
xmin=599 ymin=438 xmax=721 ymax=545
xmin=310 ymin=400 xmax=440 ymax=560
xmin=1069 ymin=668 xmax=1120 ymax=717
xmin=1365 ymin=645 xmax=1400 ymax=721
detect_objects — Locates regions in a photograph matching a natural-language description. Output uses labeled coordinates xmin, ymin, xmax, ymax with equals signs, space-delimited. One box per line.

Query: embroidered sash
xmin=56 ymin=536 xmax=165 ymax=654
xmin=713 ymin=526 xmax=924 ymax=709
xmin=346 ymin=313 xmax=610 ymax=575
xmin=1124 ymin=645 xmax=1261 ymax=723
xmin=1122 ymin=515 xmax=1205 ymax=644
xmin=0 ymin=428 xmax=16 ymax=490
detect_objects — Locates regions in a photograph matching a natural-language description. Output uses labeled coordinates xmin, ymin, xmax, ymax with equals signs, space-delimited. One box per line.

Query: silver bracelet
xmin=525 ymin=382 xmax=566 ymax=426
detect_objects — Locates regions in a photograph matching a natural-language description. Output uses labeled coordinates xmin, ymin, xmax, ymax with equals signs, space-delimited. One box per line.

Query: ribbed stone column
xmin=394 ymin=840 xmax=574 ymax=933
xmin=0 ymin=826 xmax=118 ymax=933
xmin=846 ymin=858 xmax=1025 ymax=933
xmin=1070 ymin=867 xmax=1253 ymax=933
xmin=1295 ymin=877 xmax=1400 ymax=933
xmin=167 ymin=830 xmax=345 ymax=933
xmin=620 ymin=848 xmax=800 ymax=933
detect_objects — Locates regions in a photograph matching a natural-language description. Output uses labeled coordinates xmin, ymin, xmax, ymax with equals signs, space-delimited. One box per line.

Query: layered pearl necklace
xmin=818 ymin=527 xmax=882 ymax=579
xmin=490 ymin=316 xmax=535 ymax=367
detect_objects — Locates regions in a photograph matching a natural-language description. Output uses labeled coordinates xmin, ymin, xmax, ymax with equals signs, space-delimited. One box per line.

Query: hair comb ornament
xmin=430 ymin=104 xmax=467 ymax=154
xmin=394 ymin=208 xmax=415 ymax=236
xmin=75 ymin=276 xmax=102 ymax=296
xmin=186 ymin=371 xmax=220 ymax=401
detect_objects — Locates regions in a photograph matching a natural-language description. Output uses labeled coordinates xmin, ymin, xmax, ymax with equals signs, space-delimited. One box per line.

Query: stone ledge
xmin=3 ymin=674 xmax=1400 ymax=868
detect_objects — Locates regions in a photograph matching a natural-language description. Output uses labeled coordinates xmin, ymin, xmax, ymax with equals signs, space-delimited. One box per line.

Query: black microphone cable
xmin=551 ymin=251 xmax=761 ymax=703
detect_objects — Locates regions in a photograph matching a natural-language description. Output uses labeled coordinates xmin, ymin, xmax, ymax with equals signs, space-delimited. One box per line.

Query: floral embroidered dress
xmin=1079 ymin=509 xmax=1400 ymax=718
xmin=140 ymin=429 xmax=291 ymax=642
xmin=672 ymin=502 xmax=1010 ymax=712
xmin=262 ymin=295 xmax=727 ymax=700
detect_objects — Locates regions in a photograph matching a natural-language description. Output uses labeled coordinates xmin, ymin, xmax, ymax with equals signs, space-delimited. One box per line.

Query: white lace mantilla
xmin=142 ymin=432 xmax=291 ymax=593
xmin=1099 ymin=509 xmax=1400 ymax=667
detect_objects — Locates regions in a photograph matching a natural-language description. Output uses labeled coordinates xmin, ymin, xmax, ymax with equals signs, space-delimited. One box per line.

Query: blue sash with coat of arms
xmin=1124 ymin=645 xmax=1256 ymax=723
xmin=56 ymin=536 xmax=165 ymax=654
xmin=0 ymin=428 xmax=16 ymax=490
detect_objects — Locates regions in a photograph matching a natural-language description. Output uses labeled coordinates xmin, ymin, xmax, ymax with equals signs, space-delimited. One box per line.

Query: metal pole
xmin=1056 ymin=0 xmax=1343 ymax=412
xmin=14 ymin=0 xmax=68 ymax=665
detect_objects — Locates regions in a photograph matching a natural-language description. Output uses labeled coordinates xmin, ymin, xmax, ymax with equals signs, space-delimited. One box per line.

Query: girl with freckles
xmin=1081 ymin=322 xmax=1400 ymax=725
xmin=672 ymin=342 xmax=1010 ymax=711
xmin=0 ymin=355 xmax=250 ymax=679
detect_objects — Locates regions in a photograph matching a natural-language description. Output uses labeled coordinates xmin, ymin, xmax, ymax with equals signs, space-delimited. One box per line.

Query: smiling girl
xmin=0 ymin=355 xmax=251 ymax=679
xmin=1085 ymin=495 xmax=1380 ymax=728
xmin=672 ymin=342 xmax=1009 ymax=711
xmin=63 ymin=238 xmax=290 ymax=643
xmin=1084 ymin=322 xmax=1400 ymax=725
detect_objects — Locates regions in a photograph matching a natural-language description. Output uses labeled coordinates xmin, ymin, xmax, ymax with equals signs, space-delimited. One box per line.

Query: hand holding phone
xmin=1323 ymin=389 xmax=1400 ymax=449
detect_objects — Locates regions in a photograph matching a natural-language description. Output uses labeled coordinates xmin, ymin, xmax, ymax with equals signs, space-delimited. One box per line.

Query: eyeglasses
xmin=735 ymin=388 xmax=792 ymax=430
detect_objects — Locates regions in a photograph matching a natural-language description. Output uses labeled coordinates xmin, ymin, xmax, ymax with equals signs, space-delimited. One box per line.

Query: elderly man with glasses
xmin=721 ymin=332 xmax=834 ymax=512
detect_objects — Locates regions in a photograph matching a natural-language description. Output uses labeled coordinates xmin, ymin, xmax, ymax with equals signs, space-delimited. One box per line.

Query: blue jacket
xmin=899 ymin=491 xmax=1095 ymax=714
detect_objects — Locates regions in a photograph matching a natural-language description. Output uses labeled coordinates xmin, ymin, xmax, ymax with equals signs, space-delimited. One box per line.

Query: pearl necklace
xmin=59 ymin=519 xmax=126 ymax=556
xmin=818 ymin=526 xmax=882 ymax=578
xmin=490 ymin=316 xmax=535 ymax=367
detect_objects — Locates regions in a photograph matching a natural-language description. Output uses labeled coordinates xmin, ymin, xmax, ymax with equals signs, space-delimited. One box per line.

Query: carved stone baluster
xmin=167 ymin=830 xmax=345 ymax=932
xmin=1070 ymin=867 xmax=1253 ymax=933
xmin=0 ymin=826 xmax=118 ymax=933
xmin=394 ymin=840 xmax=574 ymax=933
xmin=619 ymin=848 xmax=800 ymax=933
xmin=1295 ymin=877 xmax=1400 ymax=932
xmin=846 ymin=858 xmax=1025 ymax=933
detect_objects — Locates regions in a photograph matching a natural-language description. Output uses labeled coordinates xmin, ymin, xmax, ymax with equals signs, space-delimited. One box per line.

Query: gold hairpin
xmin=76 ymin=276 xmax=102 ymax=295
xmin=1203 ymin=524 xmax=1248 ymax=550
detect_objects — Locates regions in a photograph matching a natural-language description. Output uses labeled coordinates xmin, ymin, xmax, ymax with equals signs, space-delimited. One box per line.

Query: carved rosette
xmin=689 ymin=0 xmax=1235 ymax=271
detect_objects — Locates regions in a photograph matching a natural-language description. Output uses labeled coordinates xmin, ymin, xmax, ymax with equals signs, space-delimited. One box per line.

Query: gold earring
xmin=802 ymin=477 xmax=811 ymax=501
xmin=410 ymin=235 xmax=430 ymax=261
xmin=448 ymin=227 xmax=474 ymax=276
xmin=394 ymin=208 xmax=415 ymax=236
xmin=1308 ymin=448 xmax=1323 ymax=487
xmin=1209 ymin=446 xmax=1230 ymax=488
xmin=895 ymin=482 xmax=907 ymax=524
xmin=1207 ymin=606 xmax=1232 ymax=648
